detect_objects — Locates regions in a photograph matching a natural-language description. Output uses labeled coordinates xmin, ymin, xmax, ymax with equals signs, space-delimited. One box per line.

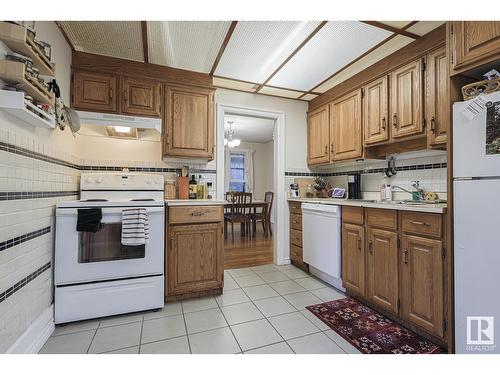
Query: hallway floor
xmin=224 ymin=225 xmax=274 ymax=269
xmin=40 ymin=264 xmax=359 ymax=354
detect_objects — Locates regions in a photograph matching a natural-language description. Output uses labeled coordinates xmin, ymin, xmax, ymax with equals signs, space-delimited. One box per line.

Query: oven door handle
xmin=56 ymin=206 xmax=165 ymax=216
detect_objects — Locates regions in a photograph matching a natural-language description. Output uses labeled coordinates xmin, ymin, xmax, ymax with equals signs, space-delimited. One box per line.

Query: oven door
xmin=55 ymin=206 xmax=164 ymax=285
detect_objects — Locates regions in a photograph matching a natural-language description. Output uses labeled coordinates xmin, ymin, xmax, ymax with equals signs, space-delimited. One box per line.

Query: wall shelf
xmin=0 ymin=60 xmax=54 ymax=104
xmin=0 ymin=90 xmax=55 ymax=128
xmin=0 ymin=22 xmax=55 ymax=76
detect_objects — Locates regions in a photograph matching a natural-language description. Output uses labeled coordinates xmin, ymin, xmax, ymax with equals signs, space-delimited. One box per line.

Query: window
xmin=229 ymin=152 xmax=246 ymax=192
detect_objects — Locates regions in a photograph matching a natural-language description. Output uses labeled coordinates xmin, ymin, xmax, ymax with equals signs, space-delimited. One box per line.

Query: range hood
xmin=76 ymin=111 xmax=162 ymax=133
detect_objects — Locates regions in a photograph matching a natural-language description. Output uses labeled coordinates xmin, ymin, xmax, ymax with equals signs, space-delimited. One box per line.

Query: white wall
xmin=215 ymin=89 xmax=308 ymax=171
xmin=0 ymin=22 xmax=75 ymax=353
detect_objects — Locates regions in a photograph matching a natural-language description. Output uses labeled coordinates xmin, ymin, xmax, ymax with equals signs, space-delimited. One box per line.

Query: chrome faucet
xmin=411 ymin=181 xmax=425 ymax=200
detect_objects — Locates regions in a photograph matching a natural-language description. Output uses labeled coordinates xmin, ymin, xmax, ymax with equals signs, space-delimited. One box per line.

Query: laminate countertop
xmin=165 ymin=199 xmax=227 ymax=206
xmin=287 ymin=198 xmax=447 ymax=214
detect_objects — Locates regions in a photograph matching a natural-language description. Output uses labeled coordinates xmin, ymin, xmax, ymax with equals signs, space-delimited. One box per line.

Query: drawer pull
xmin=381 ymin=116 xmax=386 ymax=130
xmin=358 ymin=238 xmax=362 ymax=251
xmin=190 ymin=211 xmax=206 ymax=217
xmin=409 ymin=220 xmax=430 ymax=227
xmin=403 ymin=249 xmax=409 ymax=264
xmin=393 ymin=113 xmax=397 ymax=127
xmin=368 ymin=240 xmax=373 ymax=253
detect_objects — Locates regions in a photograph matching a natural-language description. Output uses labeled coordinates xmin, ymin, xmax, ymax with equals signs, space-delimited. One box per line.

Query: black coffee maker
xmin=347 ymin=173 xmax=362 ymax=199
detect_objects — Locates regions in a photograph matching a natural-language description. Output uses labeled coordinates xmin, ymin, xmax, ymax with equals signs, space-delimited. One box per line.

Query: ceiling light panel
xmin=378 ymin=21 xmax=413 ymax=29
xmin=314 ymin=35 xmax=414 ymax=93
xmin=406 ymin=21 xmax=445 ymax=36
xmin=215 ymin=21 xmax=322 ymax=83
xmin=147 ymin=21 xmax=231 ymax=73
xmin=59 ymin=21 xmax=144 ymax=61
xmin=213 ymin=77 xmax=257 ymax=92
xmin=268 ymin=21 xmax=392 ymax=91
xmin=300 ymin=93 xmax=318 ymax=101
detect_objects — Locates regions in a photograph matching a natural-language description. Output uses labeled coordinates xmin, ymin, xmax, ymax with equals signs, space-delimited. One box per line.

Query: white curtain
xmin=244 ymin=149 xmax=255 ymax=194
xmin=224 ymin=148 xmax=231 ymax=192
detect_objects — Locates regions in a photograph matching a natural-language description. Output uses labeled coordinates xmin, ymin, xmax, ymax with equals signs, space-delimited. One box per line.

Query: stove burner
xmin=130 ymin=198 xmax=155 ymax=202
xmin=81 ymin=199 xmax=108 ymax=202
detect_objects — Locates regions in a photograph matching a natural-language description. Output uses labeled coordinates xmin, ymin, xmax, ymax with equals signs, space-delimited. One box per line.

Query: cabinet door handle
xmin=368 ymin=240 xmax=373 ymax=253
xmin=331 ymin=143 xmax=334 ymax=154
xmin=190 ymin=211 xmax=205 ymax=217
xmin=403 ymin=249 xmax=409 ymax=264
xmin=124 ymin=90 xmax=128 ymax=102
xmin=324 ymin=145 xmax=328 ymax=155
xmin=409 ymin=220 xmax=431 ymax=227
xmin=357 ymin=238 xmax=362 ymax=251
xmin=430 ymin=116 xmax=436 ymax=133
xmin=381 ymin=116 xmax=386 ymax=130
xmin=109 ymin=88 xmax=113 ymax=100
xmin=392 ymin=113 xmax=397 ymax=128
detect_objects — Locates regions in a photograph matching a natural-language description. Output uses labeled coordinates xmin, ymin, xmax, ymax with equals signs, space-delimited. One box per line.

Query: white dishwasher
xmin=301 ymin=203 xmax=345 ymax=292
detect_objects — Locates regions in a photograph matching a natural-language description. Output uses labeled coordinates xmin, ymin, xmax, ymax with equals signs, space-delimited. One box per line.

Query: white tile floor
xmin=39 ymin=264 xmax=361 ymax=354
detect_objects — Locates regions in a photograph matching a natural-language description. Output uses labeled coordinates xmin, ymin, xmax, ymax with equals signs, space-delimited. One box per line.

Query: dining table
xmin=224 ymin=199 xmax=269 ymax=236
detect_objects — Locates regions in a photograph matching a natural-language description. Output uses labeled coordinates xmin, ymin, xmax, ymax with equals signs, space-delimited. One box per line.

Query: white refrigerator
xmin=454 ymin=91 xmax=500 ymax=354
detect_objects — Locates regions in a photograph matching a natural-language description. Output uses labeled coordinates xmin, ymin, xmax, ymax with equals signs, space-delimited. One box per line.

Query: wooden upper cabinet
xmin=366 ymin=228 xmax=399 ymax=314
xmin=400 ymin=234 xmax=444 ymax=338
xmin=121 ymin=77 xmax=161 ymax=117
xmin=342 ymin=223 xmax=365 ymax=297
xmin=363 ymin=76 xmax=389 ymax=145
xmin=451 ymin=21 xmax=500 ymax=72
xmin=307 ymin=105 xmax=330 ymax=165
xmin=331 ymin=89 xmax=363 ymax=161
xmin=426 ymin=47 xmax=449 ymax=147
xmin=72 ymin=70 xmax=117 ymax=113
xmin=164 ymin=85 xmax=215 ymax=160
xmin=167 ymin=222 xmax=223 ymax=296
xmin=390 ymin=59 xmax=423 ymax=139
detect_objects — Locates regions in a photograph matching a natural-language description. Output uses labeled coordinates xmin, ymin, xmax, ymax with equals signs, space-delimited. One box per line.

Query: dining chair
xmin=224 ymin=192 xmax=252 ymax=241
xmin=250 ymin=191 xmax=274 ymax=237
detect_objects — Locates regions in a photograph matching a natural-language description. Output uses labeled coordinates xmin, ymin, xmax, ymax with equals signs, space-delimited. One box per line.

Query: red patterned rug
xmin=306 ymin=297 xmax=444 ymax=354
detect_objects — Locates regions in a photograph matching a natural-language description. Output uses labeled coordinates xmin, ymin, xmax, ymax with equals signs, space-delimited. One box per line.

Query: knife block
xmin=178 ymin=176 xmax=189 ymax=199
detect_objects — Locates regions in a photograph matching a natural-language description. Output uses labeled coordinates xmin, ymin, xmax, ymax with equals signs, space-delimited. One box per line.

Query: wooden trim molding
xmin=55 ymin=21 xmax=75 ymax=51
xmin=141 ymin=21 xmax=149 ymax=64
xmin=72 ymin=51 xmax=213 ymax=88
xmin=361 ymin=21 xmax=420 ymax=40
xmin=210 ymin=21 xmax=238 ymax=75
xmin=255 ymin=21 xmax=328 ymax=92
xmin=309 ymin=24 xmax=446 ymax=111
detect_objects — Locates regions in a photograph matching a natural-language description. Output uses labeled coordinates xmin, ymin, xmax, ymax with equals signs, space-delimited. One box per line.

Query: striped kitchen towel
xmin=121 ymin=208 xmax=149 ymax=246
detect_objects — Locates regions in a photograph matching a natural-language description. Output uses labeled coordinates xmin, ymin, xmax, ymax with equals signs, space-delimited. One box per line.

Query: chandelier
xmin=224 ymin=121 xmax=241 ymax=148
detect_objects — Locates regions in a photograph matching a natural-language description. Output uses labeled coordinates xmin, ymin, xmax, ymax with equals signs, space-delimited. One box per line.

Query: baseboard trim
xmin=7 ymin=304 xmax=54 ymax=354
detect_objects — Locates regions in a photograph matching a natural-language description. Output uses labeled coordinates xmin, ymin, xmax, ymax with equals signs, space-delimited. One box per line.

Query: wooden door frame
xmin=216 ymin=103 xmax=286 ymax=265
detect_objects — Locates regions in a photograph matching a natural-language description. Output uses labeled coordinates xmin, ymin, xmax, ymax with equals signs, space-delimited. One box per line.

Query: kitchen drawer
xmin=290 ymin=228 xmax=303 ymax=247
xmin=401 ymin=211 xmax=442 ymax=237
xmin=290 ymin=213 xmax=302 ymax=230
xmin=343 ymin=206 xmax=364 ymax=225
xmin=289 ymin=201 xmax=302 ymax=215
xmin=169 ymin=205 xmax=223 ymax=224
xmin=290 ymin=244 xmax=303 ymax=262
xmin=367 ymin=208 xmax=397 ymax=230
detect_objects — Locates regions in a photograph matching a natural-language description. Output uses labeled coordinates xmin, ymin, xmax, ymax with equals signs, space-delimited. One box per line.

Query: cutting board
xmin=294 ymin=177 xmax=315 ymax=198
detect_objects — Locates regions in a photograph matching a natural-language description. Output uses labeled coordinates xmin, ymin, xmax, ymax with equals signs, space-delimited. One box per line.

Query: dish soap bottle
xmin=385 ymin=184 xmax=392 ymax=202
xmin=380 ymin=184 xmax=386 ymax=201
xmin=189 ymin=174 xmax=197 ymax=199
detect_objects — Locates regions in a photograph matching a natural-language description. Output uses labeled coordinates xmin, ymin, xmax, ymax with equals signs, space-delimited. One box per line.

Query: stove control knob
xmin=153 ymin=178 xmax=160 ymax=185
xmin=96 ymin=177 xmax=103 ymax=184
xmin=84 ymin=176 xmax=92 ymax=184
xmin=146 ymin=179 xmax=152 ymax=185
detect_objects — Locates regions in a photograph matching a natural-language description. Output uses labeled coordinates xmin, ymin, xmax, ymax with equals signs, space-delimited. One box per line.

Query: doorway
xmin=222 ymin=114 xmax=274 ymax=268
xmin=216 ymin=104 xmax=286 ymax=268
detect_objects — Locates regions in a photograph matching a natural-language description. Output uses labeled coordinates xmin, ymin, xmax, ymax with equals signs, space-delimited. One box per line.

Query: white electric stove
xmin=54 ymin=172 xmax=165 ymax=324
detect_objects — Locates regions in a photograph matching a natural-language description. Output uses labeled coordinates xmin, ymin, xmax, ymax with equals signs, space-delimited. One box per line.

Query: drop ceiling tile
xmin=215 ymin=21 xmax=322 ymax=83
xmin=406 ymin=21 xmax=445 ymax=36
xmin=300 ymin=93 xmax=318 ymax=101
xmin=314 ymin=34 xmax=414 ymax=93
xmin=213 ymin=77 xmax=257 ymax=92
xmin=268 ymin=21 xmax=392 ymax=91
xmin=378 ymin=21 xmax=413 ymax=29
xmin=59 ymin=21 xmax=144 ymax=62
xmin=147 ymin=21 xmax=231 ymax=73
xmin=259 ymin=86 xmax=303 ymax=99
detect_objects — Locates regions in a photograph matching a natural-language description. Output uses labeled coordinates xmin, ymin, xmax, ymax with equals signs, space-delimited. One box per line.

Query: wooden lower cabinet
xmin=288 ymin=202 xmax=308 ymax=271
xmin=166 ymin=206 xmax=224 ymax=299
xmin=366 ymin=228 xmax=398 ymax=314
xmin=400 ymin=234 xmax=444 ymax=338
xmin=342 ymin=223 xmax=365 ymax=297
